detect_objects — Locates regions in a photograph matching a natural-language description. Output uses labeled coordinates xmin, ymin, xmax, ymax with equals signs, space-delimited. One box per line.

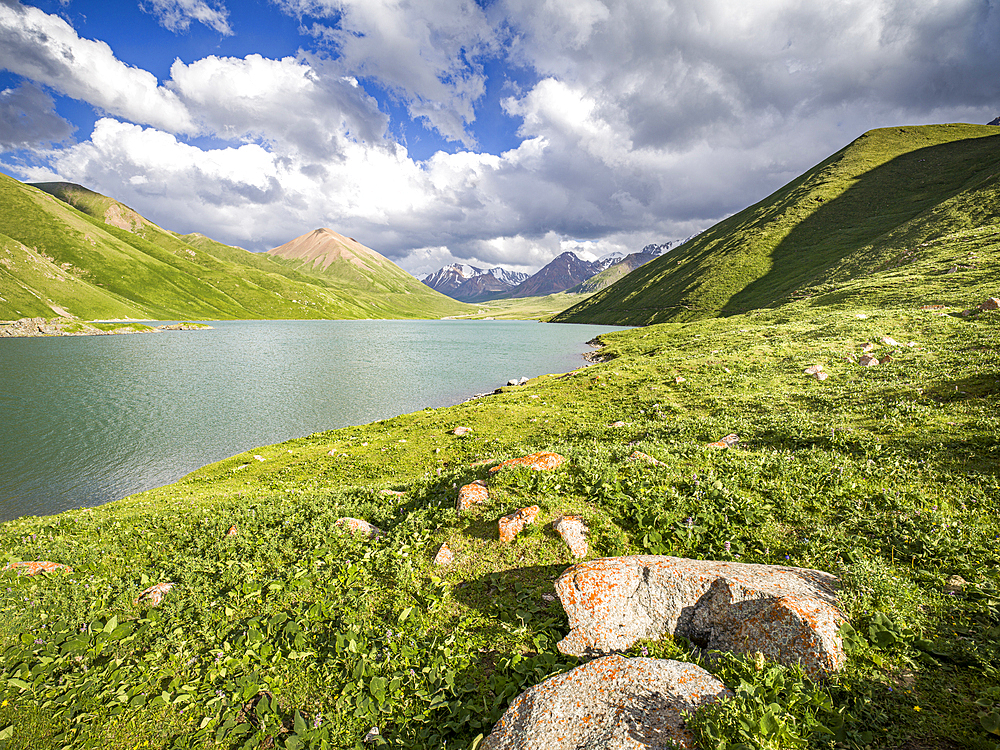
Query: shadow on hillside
xmin=719 ymin=131 xmax=1000 ymax=316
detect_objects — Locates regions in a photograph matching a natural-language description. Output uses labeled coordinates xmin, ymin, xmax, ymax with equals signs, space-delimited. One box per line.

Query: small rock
xmin=946 ymin=265 xmax=959 ymax=274
xmin=881 ymin=335 xmax=900 ymax=346
xmin=610 ymin=421 xmax=626 ymax=427
xmin=879 ymin=354 xmax=893 ymax=365
xmin=961 ymin=308 xmax=975 ymax=317
xmin=627 ymin=450 xmax=666 ymax=467
xmin=944 ymin=575 xmax=968 ymax=595
xmin=541 ymin=593 xmax=556 ymax=602
xmin=519 ymin=377 xmax=529 ymax=384
xmin=814 ymin=371 xmax=829 ymax=381
xmin=706 ymin=433 xmax=739 ymax=449
xmin=980 ymin=297 xmax=1000 ymax=311
xmin=499 ymin=505 xmax=540 ymax=542
xmin=226 ymin=525 xmax=238 ymax=536
xmin=859 ymin=354 xmax=879 ymax=367
xmin=328 ymin=449 xmax=336 ymax=456
xmin=336 ymin=518 xmax=382 ymax=537
xmin=856 ymin=313 xmax=868 ymax=319
xmin=363 ymin=727 xmax=380 ymax=744
xmin=456 ymin=480 xmax=489 ymax=512
xmin=379 ymin=489 xmax=406 ymax=497
xmin=482 ymin=654 xmax=731 ymax=750
xmin=3 ymin=561 xmax=73 ymax=576
xmin=920 ymin=304 xmax=944 ymax=310
xmin=861 ymin=342 xmax=876 ymax=353
xmin=254 ymin=455 xmax=266 ymax=462
xmin=553 ymin=515 xmax=588 ymax=558
xmin=135 ymin=582 xmax=174 ymax=607
xmin=674 ymin=375 xmax=686 ymax=384
xmin=507 ymin=379 xmax=520 ymax=386
xmin=453 ymin=426 xmax=471 ymax=436
xmin=803 ymin=364 xmax=824 ymax=375
xmin=489 ymin=451 xmax=565 ymax=473
xmin=433 ymin=543 xmax=454 ymax=566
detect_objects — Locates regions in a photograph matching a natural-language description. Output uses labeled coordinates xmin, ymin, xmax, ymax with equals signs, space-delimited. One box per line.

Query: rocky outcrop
xmin=498 ymin=506 xmax=539 ymax=542
xmin=483 ymin=654 xmax=731 ymax=750
xmin=555 ymin=555 xmax=846 ymax=677
xmin=3 ymin=561 xmax=73 ymax=575
xmin=553 ymin=515 xmax=588 ymax=558
xmin=456 ymin=480 xmax=489 ymax=512
xmin=489 ymin=451 xmax=565 ymax=473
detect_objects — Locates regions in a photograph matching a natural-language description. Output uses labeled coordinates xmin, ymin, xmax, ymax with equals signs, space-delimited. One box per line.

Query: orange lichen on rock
xmin=433 ymin=543 xmax=455 ymax=565
xmin=627 ymin=450 xmax=666 ymax=467
xmin=706 ymin=434 xmax=740 ymax=449
xmin=456 ymin=480 xmax=489 ymax=512
xmin=555 ymin=555 xmax=847 ymax=677
xmin=226 ymin=525 xmax=238 ymax=536
xmin=499 ymin=506 xmax=540 ymax=542
xmin=135 ymin=582 xmax=174 ymax=607
xmin=489 ymin=451 xmax=565 ymax=473
xmin=336 ymin=517 xmax=382 ymax=537
xmin=378 ymin=489 xmax=406 ymax=497
xmin=3 ymin=561 xmax=73 ymax=576
xmin=482 ymin=654 xmax=731 ymax=750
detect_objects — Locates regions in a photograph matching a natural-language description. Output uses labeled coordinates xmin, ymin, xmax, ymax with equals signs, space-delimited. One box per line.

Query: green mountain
xmin=0 ymin=176 xmax=468 ymax=321
xmin=555 ymin=123 xmax=1000 ymax=325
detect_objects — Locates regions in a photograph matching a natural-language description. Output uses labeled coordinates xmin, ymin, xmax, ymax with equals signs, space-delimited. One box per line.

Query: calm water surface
xmin=0 ymin=320 xmax=624 ymax=522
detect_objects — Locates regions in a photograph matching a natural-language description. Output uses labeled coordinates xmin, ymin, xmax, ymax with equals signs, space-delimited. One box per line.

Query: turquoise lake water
xmin=0 ymin=319 xmax=624 ymax=522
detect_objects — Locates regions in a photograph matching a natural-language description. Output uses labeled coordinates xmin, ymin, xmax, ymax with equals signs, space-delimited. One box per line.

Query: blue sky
xmin=1 ymin=0 xmax=998 ymax=274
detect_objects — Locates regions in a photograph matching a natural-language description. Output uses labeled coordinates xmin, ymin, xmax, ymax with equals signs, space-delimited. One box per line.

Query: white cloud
xmin=0 ymin=0 xmax=195 ymax=132
xmin=278 ymin=0 xmax=499 ymax=145
xmin=140 ymin=0 xmax=233 ymax=35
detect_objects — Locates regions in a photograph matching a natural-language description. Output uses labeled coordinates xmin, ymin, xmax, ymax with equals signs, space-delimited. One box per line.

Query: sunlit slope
xmin=0 ymin=177 xmax=468 ymax=320
xmin=554 ymin=124 xmax=1000 ymax=325
xmin=267 ymin=228 xmax=469 ymax=318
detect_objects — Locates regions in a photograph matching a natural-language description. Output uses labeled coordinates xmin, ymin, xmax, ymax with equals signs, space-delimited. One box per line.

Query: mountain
xmin=509 ymin=251 xmax=601 ymax=298
xmin=554 ymin=123 xmax=1000 ymax=325
xmin=568 ymin=241 xmax=685 ymax=294
xmin=421 ymin=263 xmax=528 ymax=302
xmin=0 ymin=177 xmax=467 ymax=321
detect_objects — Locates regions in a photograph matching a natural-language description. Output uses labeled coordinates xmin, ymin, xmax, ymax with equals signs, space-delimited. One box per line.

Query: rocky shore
xmin=0 ymin=317 xmax=213 ymax=337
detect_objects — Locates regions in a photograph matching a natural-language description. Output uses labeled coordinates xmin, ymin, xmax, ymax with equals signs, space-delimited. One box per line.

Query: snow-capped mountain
xmin=421 ymin=263 xmax=529 ymax=302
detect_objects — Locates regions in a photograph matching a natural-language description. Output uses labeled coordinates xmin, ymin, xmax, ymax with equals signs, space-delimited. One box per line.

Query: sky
xmin=1 ymin=0 xmax=998 ymax=276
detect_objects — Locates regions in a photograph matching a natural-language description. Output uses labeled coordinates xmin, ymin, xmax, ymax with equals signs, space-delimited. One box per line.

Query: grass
xmin=0 ymin=177 xmax=470 ymax=322
xmin=555 ymin=124 xmax=1000 ymax=326
xmin=1 ymin=297 xmax=998 ymax=749
xmin=443 ymin=293 xmax=595 ymax=321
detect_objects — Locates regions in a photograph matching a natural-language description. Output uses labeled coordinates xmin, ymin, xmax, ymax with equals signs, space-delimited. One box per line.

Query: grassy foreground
xmin=1 ymin=289 xmax=998 ymax=749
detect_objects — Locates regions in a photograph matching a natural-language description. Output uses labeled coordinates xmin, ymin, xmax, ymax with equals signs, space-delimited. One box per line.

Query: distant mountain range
xmin=0 ymin=176 xmax=467 ymax=321
xmin=421 ymin=243 xmax=681 ymax=302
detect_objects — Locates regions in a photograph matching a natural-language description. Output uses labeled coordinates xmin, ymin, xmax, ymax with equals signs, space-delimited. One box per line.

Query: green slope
xmin=555 ymin=123 xmax=1000 ymax=325
xmin=0 ymin=176 xmax=469 ymax=321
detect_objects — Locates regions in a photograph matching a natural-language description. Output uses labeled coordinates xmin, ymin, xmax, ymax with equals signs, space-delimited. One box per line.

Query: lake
xmin=0 ymin=319 xmax=624 ymax=522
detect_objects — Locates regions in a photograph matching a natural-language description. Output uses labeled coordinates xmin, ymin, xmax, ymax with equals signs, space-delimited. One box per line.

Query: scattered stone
xmin=453 ymin=426 xmax=471 ymax=436
xmin=336 ymin=518 xmax=382 ymax=537
xmin=555 ymin=555 xmax=847 ymax=677
xmin=674 ymin=375 xmax=686 ymax=384
xmin=980 ymin=297 xmax=1000 ymax=311
xmin=920 ymin=304 xmax=944 ymax=310
xmin=803 ymin=364 xmax=824 ymax=375
xmin=379 ymin=489 xmax=406 ymax=497
xmin=254 ymin=455 xmax=266 ymax=462
xmin=880 ymin=336 xmax=900 ymax=347
xmin=433 ymin=543 xmax=454 ymax=566
xmin=456 ymin=480 xmax=489 ymax=512
xmin=859 ymin=354 xmax=879 ymax=367
xmin=944 ymin=575 xmax=969 ymax=595
xmin=482 ymin=654 xmax=731 ymax=750
xmin=856 ymin=313 xmax=868 ymax=319
xmin=135 ymin=582 xmax=175 ymax=607
xmin=489 ymin=451 xmax=565 ymax=473
xmin=363 ymin=727 xmax=381 ymax=744
xmin=879 ymin=354 xmax=893 ymax=365
xmin=327 ymin=449 xmax=337 ymax=456
xmin=861 ymin=342 xmax=876 ymax=353
xmin=2 ymin=561 xmax=73 ymax=576
xmin=226 ymin=525 xmax=238 ymax=536
xmin=946 ymin=266 xmax=959 ymax=274
xmin=610 ymin=421 xmax=626 ymax=428
xmin=553 ymin=515 xmax=588 ymax=558
xmin=706 ymin=433 xmax=739 ymax=449
xmin=627 ymin=450 xmax=666 ymax=467
xmin=499 ymin=506 xmax=540 ymax=542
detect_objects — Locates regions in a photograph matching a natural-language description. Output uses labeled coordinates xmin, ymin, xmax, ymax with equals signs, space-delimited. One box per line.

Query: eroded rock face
xmin=483 ymin=654 xmax=731 ymax=750
xmin=456 ymin=480 xmax=489 ymax=512
xmin=556 ymin=556 xmax=846 ymax=677
xmin=489 ymin=451 xmax=565 ymax=473
xmin=553 ymin=515 xmax=588 ymax=558
xmin=498 ymin=506 xmax=540 ymax=542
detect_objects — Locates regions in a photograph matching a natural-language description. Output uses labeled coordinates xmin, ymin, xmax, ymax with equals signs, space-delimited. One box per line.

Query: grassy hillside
xmin=555 ymin=124 xmax=1000 ymax=325
xmin=0 ymin=178 xmax=469 ymax=321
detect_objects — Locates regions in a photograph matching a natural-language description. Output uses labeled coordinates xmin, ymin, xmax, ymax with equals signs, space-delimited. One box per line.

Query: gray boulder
xmin=483 ymin=654 xmax=730 ymax=750
xmin=556 ymin=555 xmax=846 ymax=677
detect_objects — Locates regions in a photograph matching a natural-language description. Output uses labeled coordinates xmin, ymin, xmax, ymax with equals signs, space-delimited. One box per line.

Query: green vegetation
xmin=0 ymin=178 xmax=469 ymax=321
xmin=556 ymin=124 xmax=1000 ymax=325
xmin=444 ymin=292 xmax=594 ymax=321
xmin=1 ymin=124 xmax=998 ymax=749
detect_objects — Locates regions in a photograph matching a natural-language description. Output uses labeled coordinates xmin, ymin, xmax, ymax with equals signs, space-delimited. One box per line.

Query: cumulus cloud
xmin=0 ymin=0 xmax=195 ymax=132
xmin=0 ymin=82 xmax=73 ymax=150
xmin=140 ymin=0 xmax=233 ymax=35
xmin=278 ymin=0 xmax=499 ymax=145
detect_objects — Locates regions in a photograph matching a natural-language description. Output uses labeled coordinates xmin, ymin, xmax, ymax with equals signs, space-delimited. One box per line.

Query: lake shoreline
xmin=0 ymin=317 xmax=213 ymax=337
